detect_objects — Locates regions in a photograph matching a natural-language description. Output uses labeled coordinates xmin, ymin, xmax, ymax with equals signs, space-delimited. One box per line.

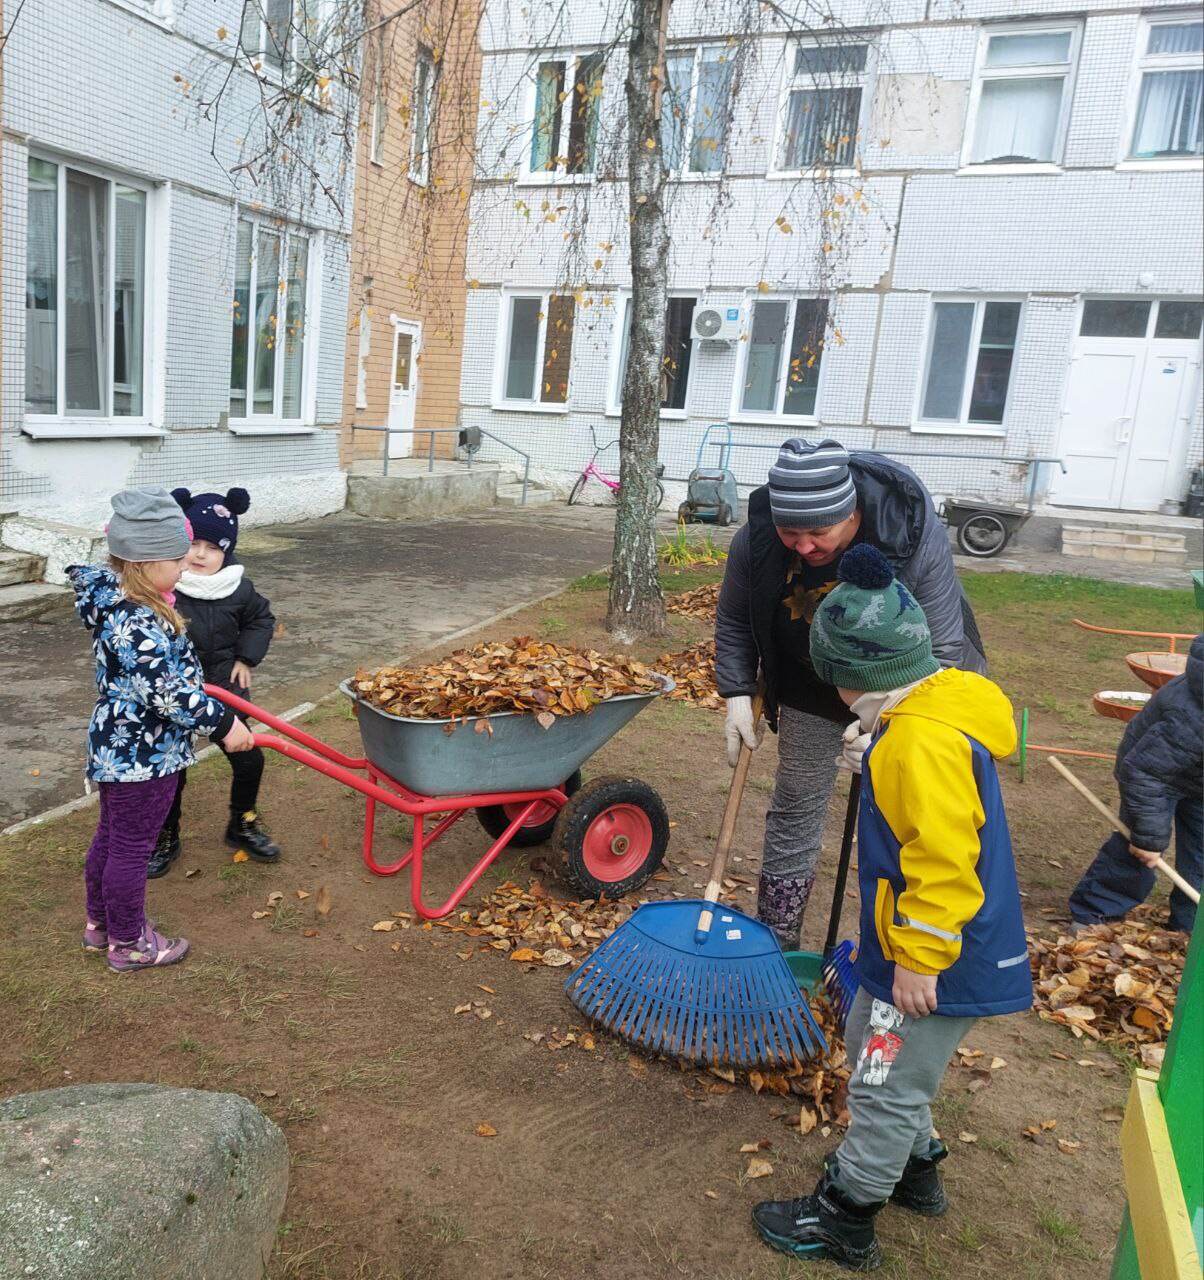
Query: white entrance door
xmin=387 ymin=319 xmax=421 ymax=459
xmin=1052 ymin=300 xmax=1201 ymax=511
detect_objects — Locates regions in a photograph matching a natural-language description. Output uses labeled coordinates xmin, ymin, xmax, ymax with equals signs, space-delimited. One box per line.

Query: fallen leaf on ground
xmin=259 ymin=1087 xmax=278 ymax=1098
xmin=958 ymin=1131 xmax=978 ymax=1144
xmin=1102 ymin=1107 xmax=1124 ymax=1123
xmin=798 ymin=1107 xmax=817 ymax=1135
xmin=510 ymin=947 xmax=540 ymax=963
xmin=267 ymin=891 xmax=283 ymax=906
xmin=542 ymin=948 xmax=572 ymax=967
xmin=1057 ymin=1139 xmax=1082 ymax=1154
xmin=251 ymin=910 xmax=271 ymax=920
xmin=232 ymin=850 xmax=250 ymax=864
xmin=372 ymin=920 xmax=396 ymax=932
xmin=990 ymin=1056 xmax=1007 ymax=1070
xmin=704 ymin=1190 xmax=719 ymax=1200
xmin=185 ymin=868 xmax=200 ymax=878
xmin=477 ymin=984 xmax=495 ymax=994
xmin=302 ymin=928 xmax=319 ymax=938
xmin=315 ymin=887 xmax=332 ymax=916
xmin=295 ymin=890 xmax=310 ymax=900
xmin=474 ymin=1123 xmax=498 ymax=1137
xmin=745 ymin=1157 xmax=774 ymax=1180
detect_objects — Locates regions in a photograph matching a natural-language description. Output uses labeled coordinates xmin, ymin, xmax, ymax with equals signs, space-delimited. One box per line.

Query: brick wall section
xmin=339 ymin=0 xmax=482 ymax=467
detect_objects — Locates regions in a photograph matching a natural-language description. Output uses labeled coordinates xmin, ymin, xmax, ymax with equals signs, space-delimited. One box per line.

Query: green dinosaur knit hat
xmin=810 ymin=545 xmax=941 ymax=692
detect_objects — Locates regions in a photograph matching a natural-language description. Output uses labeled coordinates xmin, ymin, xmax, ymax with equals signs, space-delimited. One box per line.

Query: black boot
xmin=889 ymin=1139 xmax=948 ymax=1217
xmin=146 ymin=826 xmax=181 ymax=879
xmin=753 ymin=1157 xmax=884 ymax=1271
xmin=224 ymin=809 xmax=281 ymax=863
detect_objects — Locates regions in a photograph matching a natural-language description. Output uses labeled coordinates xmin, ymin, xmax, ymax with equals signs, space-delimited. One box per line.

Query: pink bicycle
xmin=567 ymin=426 xmax=666 ymax=507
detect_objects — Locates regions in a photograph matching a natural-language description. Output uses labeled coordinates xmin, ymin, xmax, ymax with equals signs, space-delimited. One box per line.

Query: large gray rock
xmin=0 ymin=1084 xmax=288 ymax=1280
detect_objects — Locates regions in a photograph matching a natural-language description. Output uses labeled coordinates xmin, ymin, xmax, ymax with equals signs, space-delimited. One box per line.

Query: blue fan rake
xmin=566 ymin=698 xmax=827 ymax=1069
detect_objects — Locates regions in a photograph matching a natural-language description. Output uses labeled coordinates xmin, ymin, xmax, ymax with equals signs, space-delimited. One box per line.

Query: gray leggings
xmin=757 ymin=704 xmax=845 ymax=946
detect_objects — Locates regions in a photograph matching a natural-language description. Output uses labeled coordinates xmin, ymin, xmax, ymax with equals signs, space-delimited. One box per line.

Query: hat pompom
xmin=224 ymin=487 xmax=250 ymax=516
xmin=170 ymin=487 xmax=193 ymax=512
xmin=837 ymin=544 xmax=894 ymax=590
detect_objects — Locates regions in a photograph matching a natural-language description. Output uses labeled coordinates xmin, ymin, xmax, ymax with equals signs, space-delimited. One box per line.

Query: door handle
xmin=1115 ymin=415 xmax=1133 ymax=444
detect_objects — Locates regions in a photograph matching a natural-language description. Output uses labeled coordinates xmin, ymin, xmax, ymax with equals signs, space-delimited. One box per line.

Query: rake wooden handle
xmin=696 ymin=693 xmax=764 ymax=943
xmin=1048 ymin=756 xmax=1200 ymax=905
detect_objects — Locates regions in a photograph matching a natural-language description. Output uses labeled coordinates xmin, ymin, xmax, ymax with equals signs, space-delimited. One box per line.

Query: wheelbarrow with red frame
xmin=204 ymin=678 xmax=675 ymax=920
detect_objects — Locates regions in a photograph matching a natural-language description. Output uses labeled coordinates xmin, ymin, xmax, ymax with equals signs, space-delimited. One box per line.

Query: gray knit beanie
xmin=768 ymin=437 xmax=858 ymax=528
xmin=107 ymin=487 xmax=190 ymax=562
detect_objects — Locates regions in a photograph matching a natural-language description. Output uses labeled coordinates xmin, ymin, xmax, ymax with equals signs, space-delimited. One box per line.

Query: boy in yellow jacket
xmin=753 ymin=544 xmax=1032 ymax=1271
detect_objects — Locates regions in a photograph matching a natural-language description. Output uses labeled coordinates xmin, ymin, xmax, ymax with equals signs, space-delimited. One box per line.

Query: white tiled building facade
xmin=459 ymin=0 xmax=1204 ymax=513
xmin=2 ymin=0 xmax=353 ymax=531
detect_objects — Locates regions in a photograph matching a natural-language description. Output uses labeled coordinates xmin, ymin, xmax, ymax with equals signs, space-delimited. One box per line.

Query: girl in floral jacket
xmin=69 ymin=487 xmax=253 ymax=972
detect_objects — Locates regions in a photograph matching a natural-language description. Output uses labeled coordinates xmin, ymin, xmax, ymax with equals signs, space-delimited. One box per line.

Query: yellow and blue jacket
xmin=856 ymin=668 xmax=1034 ymax=1018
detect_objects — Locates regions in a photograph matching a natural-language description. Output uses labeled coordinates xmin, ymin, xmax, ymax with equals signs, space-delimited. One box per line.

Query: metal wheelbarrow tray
xmin=205 ymin=677 xmax=674 ymax=921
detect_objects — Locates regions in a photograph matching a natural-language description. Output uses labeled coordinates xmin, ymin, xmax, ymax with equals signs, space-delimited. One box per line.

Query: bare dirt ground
xmin=1 ymin=565 xmax=1198 ymax=1280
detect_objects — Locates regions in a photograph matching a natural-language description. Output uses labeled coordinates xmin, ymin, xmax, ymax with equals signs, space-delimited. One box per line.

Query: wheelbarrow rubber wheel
xmin=553 ymin=775 xmax=669 ymax=898
xmin=957 ymin=512 xmax=1009 ymax=557
xmin=717 ymin=501 xmax=733 ymax=527
xmin=475 ymin=771 xmax=582 ymax=847
xmin=677 ymin=502 xmax=693 ymax=524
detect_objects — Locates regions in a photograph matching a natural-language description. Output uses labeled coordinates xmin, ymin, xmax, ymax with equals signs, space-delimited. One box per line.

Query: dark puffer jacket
xmin=1116 ymin=634 xmax=1203 ymax=851
xmin=176 ymin=570 xmax=275 ymax=694
xmin=715 ymin=453 xmax=986 ymax=728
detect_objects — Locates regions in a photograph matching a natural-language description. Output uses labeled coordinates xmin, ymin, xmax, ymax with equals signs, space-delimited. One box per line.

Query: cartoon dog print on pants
xmin=856 ymin=999 xmax=905 ymax=1086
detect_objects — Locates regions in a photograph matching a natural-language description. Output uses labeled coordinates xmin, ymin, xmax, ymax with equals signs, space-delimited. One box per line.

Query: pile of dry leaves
xmin=353 ymin=637 xmax=663 ymax=723
xmin=428 ymin=878 xmax=636 ymax=960
xmin=666 ymin=583 xmax=720 ymax=622
xmin=1029 ymin=909 xmax=1185 ymax=1069
xmin=655 ymin=640 xmax=723 ymax=711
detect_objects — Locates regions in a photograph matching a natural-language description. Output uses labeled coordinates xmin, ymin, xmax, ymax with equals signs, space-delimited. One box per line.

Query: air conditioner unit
xmin=692 ymin=304 xmax=742 ymax=343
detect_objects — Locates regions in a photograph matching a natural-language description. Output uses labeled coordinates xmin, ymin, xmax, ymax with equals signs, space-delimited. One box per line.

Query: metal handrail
xmin=349 ymin=424 xmax=531 ymax=505
xmin=701 ymin=440 xmax=1066 ymax=513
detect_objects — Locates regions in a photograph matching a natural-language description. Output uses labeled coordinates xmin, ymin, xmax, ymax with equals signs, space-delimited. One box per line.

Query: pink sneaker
xmin=83 ymin=921 xmax=108 ymax=953
xmin=107 ymin=924 xmax=190 ymax=972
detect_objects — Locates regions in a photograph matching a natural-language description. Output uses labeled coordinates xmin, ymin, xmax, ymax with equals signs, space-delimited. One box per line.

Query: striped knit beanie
xmin=768 ymin=438 xmax=858 ymax=529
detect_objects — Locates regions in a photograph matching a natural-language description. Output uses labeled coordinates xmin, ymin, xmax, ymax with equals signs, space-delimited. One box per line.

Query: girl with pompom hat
xmin=752 ymin=544 xmax=1030 ymax=1271
xmin=147 ymin=487 xmax=282 ymax=876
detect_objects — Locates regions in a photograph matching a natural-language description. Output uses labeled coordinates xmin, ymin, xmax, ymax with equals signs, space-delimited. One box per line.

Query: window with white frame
xmin=410 ymin=46 xmax=437 ymax=182
xmin=497 ymin=293 xmax=576 ymax=406
xmin=776 ymin=40 xmax=869 ymax=171
xmin=737 ymin=297 xmax=828 ymax=419
xmin=528 ymin=52 xmax=604 ymax=176
xmin=24 ymin=156 xmax=150 ymax=419
xmin=240 ymin=0 xmax=321 ymax=74
xmin=229 ymin=217 xmax=312 ymax=421
xmin=919 ymin=299 xmax=1021 ymax=428
xmin=608 ymin=295 xmax=697 ymax=414
xmin=1129 ymin=18 xmax=1203 ymax=160
xmin=369 ymin=59 xmax=386 ymax=163
xmin=662 ymin=47 xmax=734 ymax=174
xmin=966 ymin=27 xmax=1079 ymax=165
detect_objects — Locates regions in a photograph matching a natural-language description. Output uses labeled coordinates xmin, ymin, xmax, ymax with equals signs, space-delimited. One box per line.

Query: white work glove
xmin=724 ymin=695 xmax=764 ymax=768
xmin=837 ymin=719 xmax=871 ymax=775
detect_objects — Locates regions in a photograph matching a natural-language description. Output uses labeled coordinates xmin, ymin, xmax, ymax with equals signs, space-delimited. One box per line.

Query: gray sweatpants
xmin=757 ymin=704 xmax=846 ymax=946
xmin=834 ymin=987 xmax=977 ymax=1206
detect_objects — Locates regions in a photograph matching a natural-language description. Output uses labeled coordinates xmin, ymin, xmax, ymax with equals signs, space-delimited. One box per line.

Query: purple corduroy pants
xmin=85 ymin=773 xmax=182 ymax=942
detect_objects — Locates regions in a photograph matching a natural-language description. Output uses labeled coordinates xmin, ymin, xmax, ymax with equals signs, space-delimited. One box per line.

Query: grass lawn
xmin=0 ymin=563 xmax=1198 ymax=1280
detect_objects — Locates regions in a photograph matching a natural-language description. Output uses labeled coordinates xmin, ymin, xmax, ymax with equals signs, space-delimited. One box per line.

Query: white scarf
xmin=849 ymin=676 xmax=931 ymax=736
xmin=176 ymin=564 xmax=245 ymax=601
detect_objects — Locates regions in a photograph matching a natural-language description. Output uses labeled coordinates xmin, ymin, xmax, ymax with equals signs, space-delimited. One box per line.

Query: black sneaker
xmin=753 ymin=1159 xmax=884 ymax=1271
xmin=146 ymin=827 xmax=181 ymax=879
xmin=890 ymin=1140 xmax=948 ymax=1217
xmin=224 ymin=810 xmax=281 ymax=863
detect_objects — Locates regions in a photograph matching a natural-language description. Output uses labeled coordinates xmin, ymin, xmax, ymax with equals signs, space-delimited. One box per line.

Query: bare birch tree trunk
xmin=605 ymin=0 xmax=670 ymax=643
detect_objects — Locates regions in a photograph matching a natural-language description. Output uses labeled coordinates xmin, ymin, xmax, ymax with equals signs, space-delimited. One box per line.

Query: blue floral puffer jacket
xmin=68 ymin=565 xmax=235 ymax=783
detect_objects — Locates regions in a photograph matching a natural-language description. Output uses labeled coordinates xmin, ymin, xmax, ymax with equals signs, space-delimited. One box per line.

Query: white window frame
xmin=605 ymin=291 xmax=698 ymax=418
xmin=239 ymin=0 xmax=327 ymax=80
xmin=519 ymin=49 xmax=605 ymax=184
xmin=369 ymin=58 xmax=386 ymax=165
xmin=661 ymin=44 xmax=735 ymax=179
xmin=227 ymin=212 xmax=321 ymax=431
xmin=768 ymin=36 xmax=874 ymax=178
xmin=491 ymin=289 xmax=574 ymax=413
xmin=912 ymin=295 xmax=1025 ymax=436
xmin=22 ymin=152 xmax=160 ymax=436
xmin=729 ymin=292 xmax=829 ymax=425
xmin=1118 ymin=13 xmax=1204 ymax=170
xmin=409 ymin=46 xmax=437 ymax=185
xmin=103 ymin=0 xmax=174 ymax=28
xmin=960 ymin=22 xmax=1081 ymax=173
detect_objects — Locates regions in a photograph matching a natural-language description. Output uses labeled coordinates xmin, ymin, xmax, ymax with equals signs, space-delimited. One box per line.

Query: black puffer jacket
xmin=176 ymin=569 xmax=275 ymax=694
xmin=715 ymin=453 xmax=987 ymax=729
xmin=1116 ymin=634 xmax=1203 ymax=851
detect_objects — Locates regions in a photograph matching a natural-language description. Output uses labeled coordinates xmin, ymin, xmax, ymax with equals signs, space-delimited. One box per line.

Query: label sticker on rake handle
xmin=725 ymin=929 xmax=742 ymax=940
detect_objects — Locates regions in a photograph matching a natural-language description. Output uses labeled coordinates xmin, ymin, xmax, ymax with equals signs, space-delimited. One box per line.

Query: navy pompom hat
xmin=172 ymin=487 xmax=250 ymax=563
xmin=809 ymin=544 xmax=941 ymax=691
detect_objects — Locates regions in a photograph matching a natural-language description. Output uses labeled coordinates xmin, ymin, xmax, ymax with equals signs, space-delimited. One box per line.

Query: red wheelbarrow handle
xmin=205 ymin=683 xmax=367 ymax=772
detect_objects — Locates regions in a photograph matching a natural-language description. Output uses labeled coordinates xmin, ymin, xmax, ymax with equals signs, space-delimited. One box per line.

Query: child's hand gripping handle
xmin=696 ymin=693 xmax=764 ymax=945
xmin=1048 ymin=756 xmax=1200 ymax=905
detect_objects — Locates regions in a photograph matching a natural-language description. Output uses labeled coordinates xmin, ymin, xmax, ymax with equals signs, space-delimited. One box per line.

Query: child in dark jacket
xmin=70 ymin=487 xmax=253 ymax=971
xmin=752 ymin=546 xmax=1031 ymax=1271
xmin=148 ymin=487 xmax=280 ymax=877
xmin=1069 ymin=633 xmax=1202 ymax=934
